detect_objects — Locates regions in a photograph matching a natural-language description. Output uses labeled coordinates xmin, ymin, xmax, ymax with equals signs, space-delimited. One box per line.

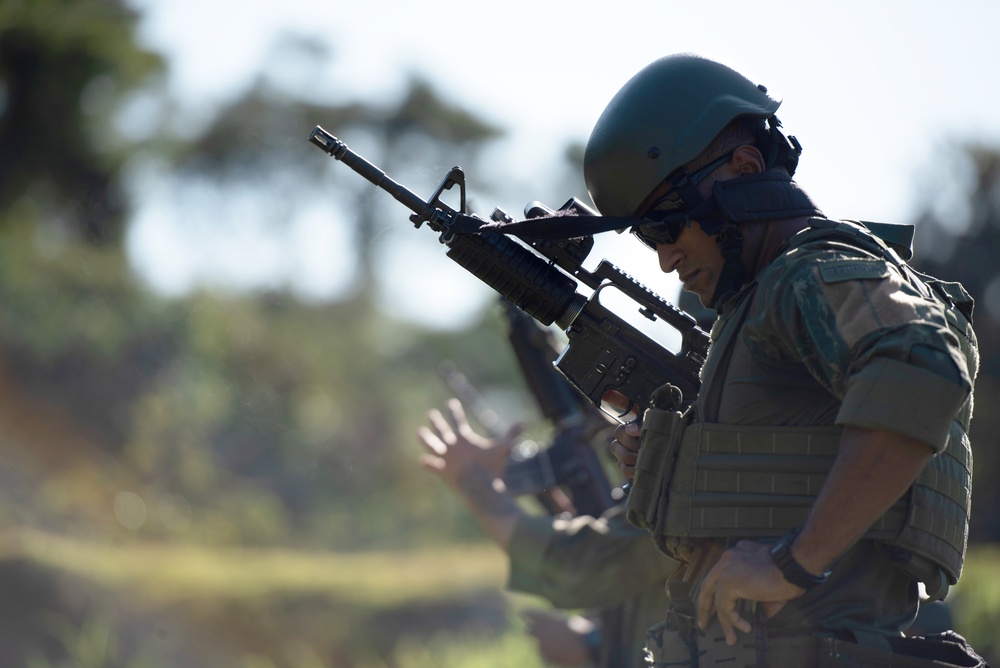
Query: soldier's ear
xmin=731 ymin=145 xmax=765 ymax=174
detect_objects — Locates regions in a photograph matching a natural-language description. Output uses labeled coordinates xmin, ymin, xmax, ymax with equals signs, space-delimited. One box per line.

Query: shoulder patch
xmin=817 ymin=258 xmax=890 ymax=283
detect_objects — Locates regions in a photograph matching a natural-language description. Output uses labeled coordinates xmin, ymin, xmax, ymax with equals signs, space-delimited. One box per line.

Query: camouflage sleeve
xmin=506 ymin=505 xmax=679 ymax=608
xmin=757 ymin=246 xmax=971 ymax=451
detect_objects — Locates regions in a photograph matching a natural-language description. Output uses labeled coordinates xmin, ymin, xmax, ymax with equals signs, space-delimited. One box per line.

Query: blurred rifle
xmin=501 ymin=299 xmax=618 ymax=516
xmin=441 ymin=298 xmax=618 ymax=517
xmin=309 ymin=127 xmax=709 ymax=422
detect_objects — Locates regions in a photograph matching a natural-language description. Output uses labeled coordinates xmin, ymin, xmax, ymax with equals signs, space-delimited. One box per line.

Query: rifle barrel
xmin=309 ymin=126 xmax=430 ymax=217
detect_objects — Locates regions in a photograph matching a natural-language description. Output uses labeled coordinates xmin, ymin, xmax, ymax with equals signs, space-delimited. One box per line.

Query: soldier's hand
xmin=417 ymin=398 xmax=523 ymax=492
xmin=695 ymin=540 xmax=803 ymax=646
xmin=610 ymin=419 xmax=642 ymax=479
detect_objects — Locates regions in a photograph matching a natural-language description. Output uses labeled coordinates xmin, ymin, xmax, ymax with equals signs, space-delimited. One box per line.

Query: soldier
xmin=575 ymin=54 xmax=985 ymax=665
xmin=418 ymin=398 xmax=680 ymax=667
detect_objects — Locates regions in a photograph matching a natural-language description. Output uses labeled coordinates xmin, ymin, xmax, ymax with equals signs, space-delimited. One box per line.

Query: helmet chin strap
xmin=661 ymin=170 xmax=824 ymax=309
xmin=708 ymin=223 xmax=746 ymax=308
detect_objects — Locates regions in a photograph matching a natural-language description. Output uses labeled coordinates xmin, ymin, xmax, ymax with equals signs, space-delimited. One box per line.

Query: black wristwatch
xmin=770 ymin=528 xmax=831 ymax=590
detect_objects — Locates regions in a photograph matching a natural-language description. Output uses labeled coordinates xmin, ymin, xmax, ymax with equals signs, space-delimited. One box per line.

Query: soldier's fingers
xmin=714 ymin=590 xmax=738 ymax=646
xmin=448 ymin=399 xmax=492 ymax=445
xmin=416 ymin=426 xmax=446 ymax=455
xmin=418 ymin=453 xmax=445 ymax=472
xmin=613 ymin=423 xmax=640 ymax=451
xmin=714 ymin=590 xmax=751 ymax=647
xmin=609 ymin=439 xmax=636 ymax=461
xmin=613 ymin=422 xmax=626 ymax=439
xmin=427 ymin=408 xmax=455 ymax=443
xmin=731 ymin=611 xmax=751 ymax=636
xmin=446 ymin=398 xmax=470 ymax=429
xmin=696 ymin=570 xmax=717 ymax=629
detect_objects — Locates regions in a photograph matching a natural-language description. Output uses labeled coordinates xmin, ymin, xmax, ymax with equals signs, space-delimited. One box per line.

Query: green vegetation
xmin=1 ymin=528 xmax=543 ymax=667
xmin=5 ymin=527 xmax=1000 ymax=666
xmin=0 ymin=4 xmax=553 ymax=662
xmin=4 ymin=1 xmax=1000 ymax=665
xmin=8 ymin=529 xmax=507 ymax=606
xmin=949 ymin=545 xmax=1000 ymax=662
xmin=388 ymin=631 xmax=544 ymax=668
xmin=0 ymin=213 xmax=552 ymax=665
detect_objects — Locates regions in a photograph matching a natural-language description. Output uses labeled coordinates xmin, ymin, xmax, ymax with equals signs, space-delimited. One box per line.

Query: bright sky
xmin=125 ymin=0 xmax=1000 ymax=330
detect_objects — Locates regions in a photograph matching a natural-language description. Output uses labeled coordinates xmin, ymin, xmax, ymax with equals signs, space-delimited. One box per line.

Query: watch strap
xmin=770 ymin=528 xmax=831 ymax=589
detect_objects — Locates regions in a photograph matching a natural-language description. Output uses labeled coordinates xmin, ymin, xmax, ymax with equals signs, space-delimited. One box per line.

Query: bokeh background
xmin=3 ymin=1 xmax=1000 ymax=666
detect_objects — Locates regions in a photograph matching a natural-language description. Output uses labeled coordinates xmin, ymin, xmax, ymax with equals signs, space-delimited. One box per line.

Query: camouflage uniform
xmin=635 ymin=219 xmax=981 ymax=665
xmin=709 ymin=218 xmax=970 ymax=620
xmin=508 ymin=503 xmax=680 ymax=667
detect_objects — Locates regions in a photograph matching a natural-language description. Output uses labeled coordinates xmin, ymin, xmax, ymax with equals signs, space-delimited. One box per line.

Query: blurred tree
xmin=909 ymin=141 xmax=1000 ymax=542
xmin=173 ymin=73 xmax=502 ymax=293
xmin=361 ymin=77 xmax=503 ymax=289
xmin=0 ymin=0 xmax=163 ymax=245
xmin=384 ymin=77 xmax=503 ymax=146
xmin=159 ymin=67 xmax=505 ymax=528
xmin=0 ymin=10 xmax=516 ymax=550
xmin=0 ymin=8 xmax=551 ymax=665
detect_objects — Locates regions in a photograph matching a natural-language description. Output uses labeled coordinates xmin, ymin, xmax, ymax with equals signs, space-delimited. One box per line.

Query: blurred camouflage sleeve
xmin=506 ymin=504 xmax=679 ymax=608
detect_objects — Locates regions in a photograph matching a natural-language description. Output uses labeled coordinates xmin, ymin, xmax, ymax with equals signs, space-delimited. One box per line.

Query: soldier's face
xmin=655 ymin=221 xmax=724 ymax=307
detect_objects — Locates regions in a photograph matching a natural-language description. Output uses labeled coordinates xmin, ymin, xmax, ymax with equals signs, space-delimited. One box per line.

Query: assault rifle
xmin=309 ymin=126 xmax=710 ymax=421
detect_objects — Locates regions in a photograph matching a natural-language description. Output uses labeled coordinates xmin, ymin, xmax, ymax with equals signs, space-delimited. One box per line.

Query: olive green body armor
xmin=627 ymin=220 xmax=977 ymax=600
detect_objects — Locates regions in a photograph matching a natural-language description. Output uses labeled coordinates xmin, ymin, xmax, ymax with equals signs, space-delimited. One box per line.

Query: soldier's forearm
xmin=792 ymin=425 xmax=933 ymax=576
xmin=458 ymin=466 xmax=525 ymax=550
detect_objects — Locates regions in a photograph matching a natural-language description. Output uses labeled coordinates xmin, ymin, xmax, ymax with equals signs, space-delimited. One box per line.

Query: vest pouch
xmin=625 ymin=398 xmax=691 ymax=540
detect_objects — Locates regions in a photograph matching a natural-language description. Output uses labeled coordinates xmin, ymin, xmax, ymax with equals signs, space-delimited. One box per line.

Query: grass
xmin=4 ymin=527 xmax=1000 ymax=667
xmin=0 ymin=527 xmax=539 ymax=667
xmin=387 ymin=630 xmax=544 ymax=668
xmin=1 ymin=527 xmax=508 ymax=607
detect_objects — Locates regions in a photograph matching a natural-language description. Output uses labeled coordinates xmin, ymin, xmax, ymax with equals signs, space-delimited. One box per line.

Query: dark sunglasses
xmin=631 ymin=151 xmax=733 ymax=249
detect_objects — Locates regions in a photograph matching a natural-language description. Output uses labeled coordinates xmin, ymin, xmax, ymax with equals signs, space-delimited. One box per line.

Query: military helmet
xmin=584 ymin=53 xmax=781 ymax=217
